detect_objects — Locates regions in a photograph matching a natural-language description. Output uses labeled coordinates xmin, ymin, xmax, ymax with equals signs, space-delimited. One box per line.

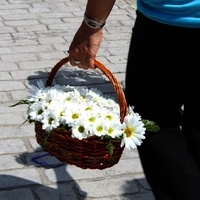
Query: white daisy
xmin=100 ymin=107 xmax=120 ymax=122
xmin=90 ymin=118 xmax=108 ymax=137
xmin=63 ymin=103 xmax=84 ymax=126
xmin=127 ymin=106 xmax=141 ymax=119
xmin=105 ymin=122 xmax=123 ymax=138
xmin=121 ymin=113 xmax=146 ymax=150
xmin=41 ymin=110 xmax=60 ymax=132
xmin=71 ymin=119 xmax=90 ymax=140
xmin=47 ymin=100 xmax=68 ymax=125
xmin=84 ymin=111 xmax=99 ymax=129
xmin=28 ymin=102 xmax=45 ymax=121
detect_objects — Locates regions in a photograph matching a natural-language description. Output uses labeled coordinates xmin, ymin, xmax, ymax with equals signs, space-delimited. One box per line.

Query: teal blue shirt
xmin=137 ymin=0 xmax=200 ymax=28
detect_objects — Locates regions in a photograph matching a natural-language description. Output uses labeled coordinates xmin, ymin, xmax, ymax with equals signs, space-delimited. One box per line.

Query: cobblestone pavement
xmin=0 ymin=0 xmax=156 ymax=199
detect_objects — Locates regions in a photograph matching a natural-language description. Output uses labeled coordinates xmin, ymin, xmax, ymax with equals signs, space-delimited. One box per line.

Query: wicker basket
xmin=35 ymin=57 xmax=127 ymax=170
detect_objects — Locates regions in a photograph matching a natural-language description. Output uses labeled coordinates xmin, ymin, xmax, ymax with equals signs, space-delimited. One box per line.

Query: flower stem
xmin=42 ymin=131 xmax=52 ymax=150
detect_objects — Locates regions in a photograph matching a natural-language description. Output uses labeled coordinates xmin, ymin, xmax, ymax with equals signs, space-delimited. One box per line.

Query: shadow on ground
xmin=26 ymin=63 xmax=118 ymax=96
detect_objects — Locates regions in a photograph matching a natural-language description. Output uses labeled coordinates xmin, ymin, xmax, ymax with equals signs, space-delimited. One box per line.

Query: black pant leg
xmin=138 ymin=128 xmax=200 ymax=200
xmin=125 ymin=11 xmax=200 ymax=200
xmin=182 ymin=55 xmax=200 ymax=169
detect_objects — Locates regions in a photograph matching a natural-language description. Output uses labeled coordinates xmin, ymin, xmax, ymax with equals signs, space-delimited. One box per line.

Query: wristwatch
xmin=84 ymin=14 xmax=106 ymax=29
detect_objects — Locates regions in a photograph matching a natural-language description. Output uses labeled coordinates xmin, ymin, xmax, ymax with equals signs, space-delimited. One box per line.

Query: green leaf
xmin=18 ymin=119 xmax=29 ymax=128
xmin=106 ymin=140 xmax=115 ymax=156
xmin=9 ymin=100 xmax=30 ymax=107
xmin=142 ymin=119 xmax=160 ymax=132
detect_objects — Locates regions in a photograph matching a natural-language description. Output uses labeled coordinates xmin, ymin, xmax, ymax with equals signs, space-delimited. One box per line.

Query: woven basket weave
xmin=35 ymin=57 xmax=127 ymax=170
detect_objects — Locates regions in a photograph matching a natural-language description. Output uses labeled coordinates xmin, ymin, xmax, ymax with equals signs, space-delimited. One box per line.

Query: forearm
xmin=85 ymin=0 xmax=116 ymax=24
xmin=68 ymin=0 xmax=116 ymax=69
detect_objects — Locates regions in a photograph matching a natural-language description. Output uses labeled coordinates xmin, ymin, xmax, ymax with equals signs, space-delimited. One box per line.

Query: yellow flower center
xmin=89 ymin=117 xmax=95 ymax=122
xmin=124 ymin=127 xmax=134 ymax=137
xmin=48 ymin=118 xmax=54 ymax=124
xmin=97 ymin=126 xmax=103 ymax=132
xmin=60 ymin=111 xmax=64 ymax=116
xmin=85 ymin=107 xmax=92 ymax=111
xmin=72 ymin=113 xmax=79 ymax=119
xmin=65 ymin=97 xmax=71 ymax=101
xmin=106 ymin=115 xmax=112 ymax=120
xmin=38 ymin=109 xmax=43 ymax=115
xmin=108 ymin=128 xmax=113 ymax=135
xmin=78 ymin=126 xmax=85 ymax=133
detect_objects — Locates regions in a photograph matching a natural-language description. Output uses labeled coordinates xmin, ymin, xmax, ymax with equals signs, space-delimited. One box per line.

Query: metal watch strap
xmin=84 ymin=14 xmax=106 ymax=29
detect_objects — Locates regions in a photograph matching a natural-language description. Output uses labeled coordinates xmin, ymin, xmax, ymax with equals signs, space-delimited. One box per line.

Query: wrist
xmin=80 ymin=21 xmax=103 ymax=36
xmin=83 ymin=14 xmax=106 ymax=29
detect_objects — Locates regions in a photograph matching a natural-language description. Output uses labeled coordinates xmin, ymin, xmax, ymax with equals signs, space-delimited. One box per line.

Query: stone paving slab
xmin=0 ymin=0 xmax=156 ymax=199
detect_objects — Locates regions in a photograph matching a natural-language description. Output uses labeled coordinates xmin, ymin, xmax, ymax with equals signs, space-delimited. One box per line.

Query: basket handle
xmin=45 ymin=57 xmax=127 ymax=122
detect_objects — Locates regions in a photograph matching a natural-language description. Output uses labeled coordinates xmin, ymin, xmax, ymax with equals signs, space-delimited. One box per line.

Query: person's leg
xmin=183 ymin=106 xmax=200 ymax=170
xmin=138 ymin=127 xmax=200 ymax=200
xmin=182 ymin=47 xmax=200 ymax=170
xmin=125 ymin=11 xmax=200 ymax=200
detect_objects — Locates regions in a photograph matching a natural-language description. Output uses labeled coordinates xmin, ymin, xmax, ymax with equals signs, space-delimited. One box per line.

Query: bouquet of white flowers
xmin=12 ymin=57 xmax=159 ymax=169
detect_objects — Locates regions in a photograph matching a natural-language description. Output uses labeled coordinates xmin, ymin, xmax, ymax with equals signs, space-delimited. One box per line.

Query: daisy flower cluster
xmin=24 ymin=80 xmax=149 ymax=150
xmin=12 ymin=80 xmax=160 ymax=152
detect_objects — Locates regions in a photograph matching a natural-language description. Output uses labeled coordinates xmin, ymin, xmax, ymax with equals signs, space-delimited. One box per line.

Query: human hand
xmin=68 ymin=21 xmax=103 ymax=69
